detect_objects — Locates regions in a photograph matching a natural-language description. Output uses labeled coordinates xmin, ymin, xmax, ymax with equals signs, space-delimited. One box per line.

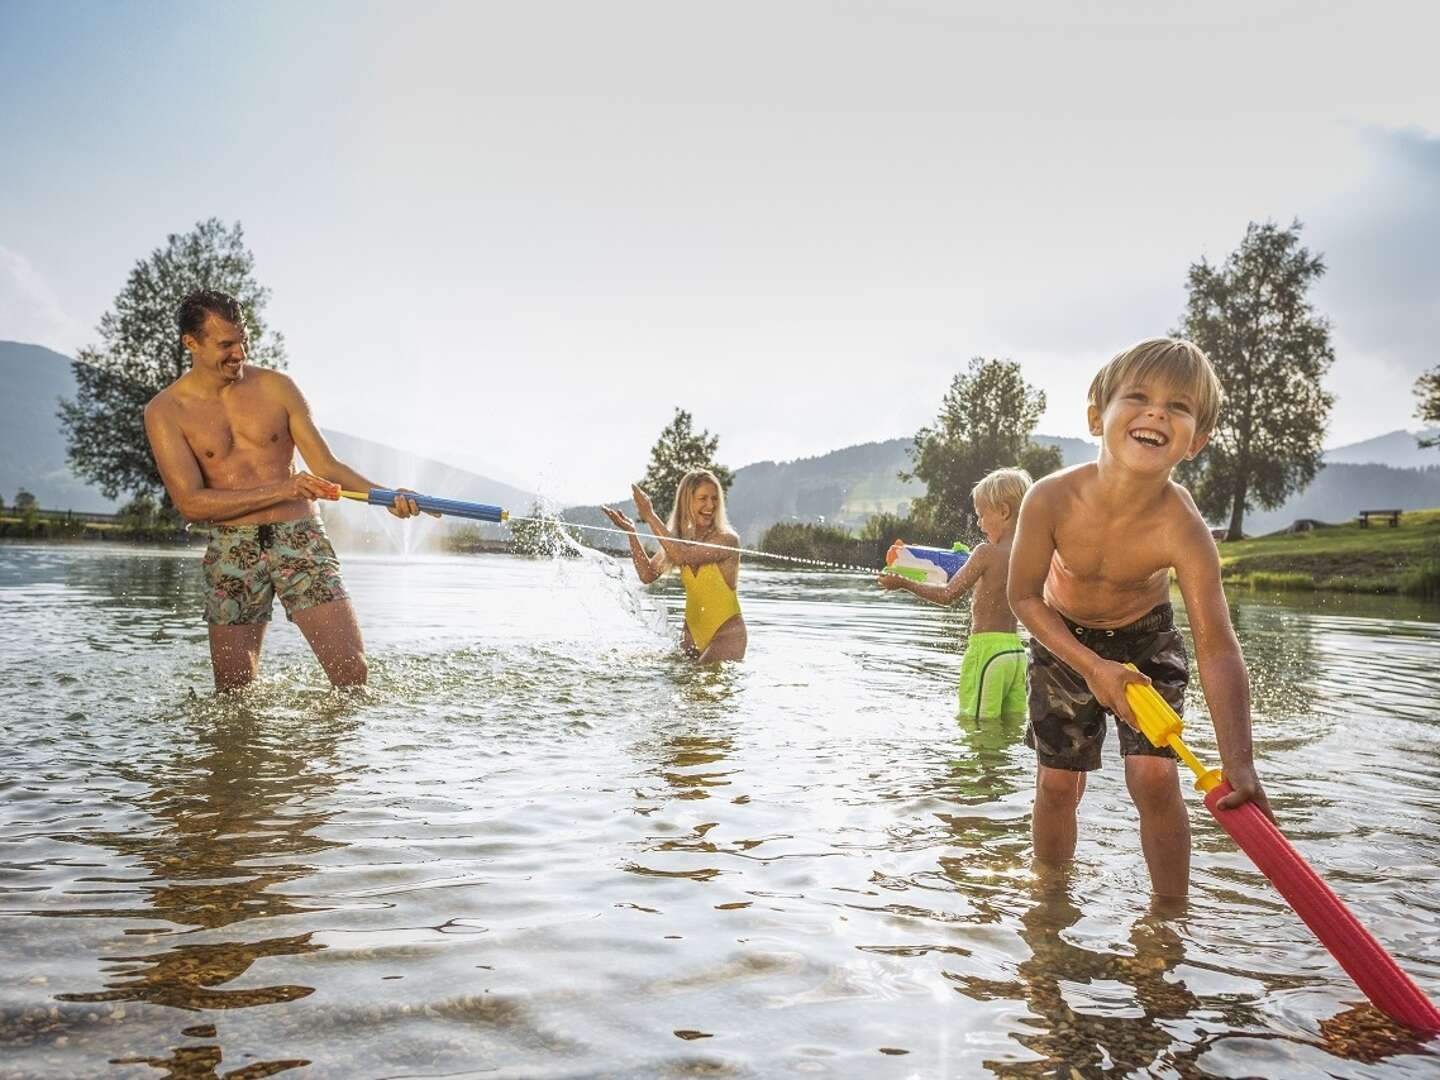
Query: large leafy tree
xmin=1174 ymin=220 xmax=1334 ymax=540
xmin=58 ymin=218 xmax=287 ymax=504
xmin=640 ymin=408 xmax=734 ymax=521
xmin=906 ymin=357 xmax=1060 ymax=539
xmin=1416 ymin=366 xmax=1440 ymax=450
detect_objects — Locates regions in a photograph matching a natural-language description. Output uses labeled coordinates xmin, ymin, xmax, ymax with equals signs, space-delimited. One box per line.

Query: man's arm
xmin=279 ymin=375 xmax=376 ymax=492
xmin=143 ymin=399 xmax=332 ymax=522
xmin=1007 ymin=480 xmax=1148 ymax=725
xmin=881 ymin=544 xmax=990 ymax=606
xmin=1173 ymin=508 xmax=1271 ymax=815
xmin=279 ymin=374 xmax=420 ymax=516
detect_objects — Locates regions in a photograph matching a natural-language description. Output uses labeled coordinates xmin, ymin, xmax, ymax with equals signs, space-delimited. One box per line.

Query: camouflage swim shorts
xmin=1024 ymin=602 xmax=1186 ymax=771
xmin=201 ymin=517 xmax=348 ymax=626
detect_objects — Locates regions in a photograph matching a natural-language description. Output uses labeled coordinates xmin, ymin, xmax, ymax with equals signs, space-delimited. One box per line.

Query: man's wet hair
xmin=178 ymin=289 xmax=245 ymax=343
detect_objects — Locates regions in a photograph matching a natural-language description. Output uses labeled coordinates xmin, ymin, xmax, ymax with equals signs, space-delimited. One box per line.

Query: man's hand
xmin=387 ymin=487 xmax=438 ymax=519
xmin=1084 ymin=657 xmax=1151 ymax=729
xmin=876 ymin=572 xmax=905 ymax=590
xmin=602 ymin=505 xmax=637 ymax=533
xmin=1215 ymin=762 xmax=1274 ymax=821
xmin=291 ymin=472 xmax=341 ymax=501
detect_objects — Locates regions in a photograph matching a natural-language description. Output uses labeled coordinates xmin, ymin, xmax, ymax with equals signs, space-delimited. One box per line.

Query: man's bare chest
xmin=175 ymin=394 xmax=291 ymax=466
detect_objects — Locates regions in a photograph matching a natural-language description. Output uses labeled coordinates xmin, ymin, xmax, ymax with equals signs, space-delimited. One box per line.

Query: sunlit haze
xmin=2 ymin=1 xmax=1437 ymax=503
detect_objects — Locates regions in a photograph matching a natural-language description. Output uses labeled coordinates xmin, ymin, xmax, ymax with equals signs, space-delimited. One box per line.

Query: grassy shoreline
xmin=1217 ymin=508 xmax=1440 ymax=598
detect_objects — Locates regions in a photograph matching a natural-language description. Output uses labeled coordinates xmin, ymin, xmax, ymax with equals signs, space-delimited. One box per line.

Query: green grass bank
xmin=1218 ymin=508 xmax=1440 ymax=598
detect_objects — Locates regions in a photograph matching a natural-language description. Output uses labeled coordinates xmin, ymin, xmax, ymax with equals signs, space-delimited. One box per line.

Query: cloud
xmin=0 ymin=247 xmax=87 ymax=350
xmin=1311 ymin=127 xmax=1440 ymax=381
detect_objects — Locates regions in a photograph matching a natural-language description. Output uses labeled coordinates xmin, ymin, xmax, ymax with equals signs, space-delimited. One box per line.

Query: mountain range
xmin=4 ymin=339 xmax=1438 ymax=539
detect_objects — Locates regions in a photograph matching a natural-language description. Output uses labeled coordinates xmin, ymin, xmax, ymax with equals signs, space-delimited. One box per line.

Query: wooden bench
xmin=1357 ymin=509 xmax=1402 ymax=528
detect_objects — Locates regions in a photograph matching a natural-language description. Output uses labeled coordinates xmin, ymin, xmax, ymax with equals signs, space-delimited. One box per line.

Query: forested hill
xmin=721 ymin=434 xmax=1098 ymax=543
xmin=0 ymin=340 xmax=536 ymax=518
xmin=562 ymin=435 xmax=1099 ymax=545
xmin=1240 ymin=462 xmax=1440 ymax=534
xmin=7 ymin=338 xmax=1439 ymax=541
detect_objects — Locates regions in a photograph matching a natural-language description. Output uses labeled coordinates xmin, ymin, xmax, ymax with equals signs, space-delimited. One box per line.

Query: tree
xmin=639 ymin=408 xmax=734 ymax=521
xmin=14 ymin=490 xmax=36 ymax=511
xmin=119 ymin=492 xmax=159 ymax=534
xmin=905 ymin=357 xmax=1055 ymax=539
xmin=1174 ymin=220 xmax=1334 ymax=540
xmin=1416 ymin=366 xmax=1440 ymax=450
xmin=58 ymin=218 xmax=287 ymax=505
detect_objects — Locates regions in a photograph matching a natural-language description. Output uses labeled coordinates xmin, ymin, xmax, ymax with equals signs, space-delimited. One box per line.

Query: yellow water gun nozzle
xmin=1122 ymin=664 xmax=1224 ymax=794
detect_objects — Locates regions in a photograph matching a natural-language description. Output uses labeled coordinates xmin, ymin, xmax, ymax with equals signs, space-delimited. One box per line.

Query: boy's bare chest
xmin=175 ymin=390 xmax=292 ymax=467
xmin=1051 ymin=518 xmax=1169 ymax=586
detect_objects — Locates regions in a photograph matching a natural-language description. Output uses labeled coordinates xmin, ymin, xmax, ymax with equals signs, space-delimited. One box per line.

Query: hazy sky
xmin=3 ymin=1 xmax=1437 ymax=503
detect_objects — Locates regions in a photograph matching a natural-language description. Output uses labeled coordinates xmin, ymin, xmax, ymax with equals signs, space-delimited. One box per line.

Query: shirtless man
xmin=144 ymin=288 xmax=421 ymax=690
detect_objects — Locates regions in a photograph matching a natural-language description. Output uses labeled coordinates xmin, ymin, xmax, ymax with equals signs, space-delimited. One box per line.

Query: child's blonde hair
xmin=657 ymin=469 xmax=733 ymax=573
xmin=1088 ymin=338 xmax=1223 ymax=437
xmin=972 ymin=467 xmax=1032 ymax=518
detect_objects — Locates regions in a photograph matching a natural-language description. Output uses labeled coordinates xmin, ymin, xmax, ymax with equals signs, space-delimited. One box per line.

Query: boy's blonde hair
xmin=1088 ymin=338 xmax=1223 ymax=437
xmin=972 ymin=467 xmax=1033 ymax=517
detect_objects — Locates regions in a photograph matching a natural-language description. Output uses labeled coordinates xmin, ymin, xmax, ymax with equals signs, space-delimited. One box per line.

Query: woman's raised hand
xmin=630 ymin=484 xmax=655 ymax=522
xmin=601 ymin=505 xmax=636 ymax=533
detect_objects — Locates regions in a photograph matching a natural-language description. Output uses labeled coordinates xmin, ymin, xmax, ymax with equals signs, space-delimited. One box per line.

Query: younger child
xmin=879 ymin=467 xmax=1032 ymax=722
xmin=1007 ymin=338 xmax=1271 ymax=898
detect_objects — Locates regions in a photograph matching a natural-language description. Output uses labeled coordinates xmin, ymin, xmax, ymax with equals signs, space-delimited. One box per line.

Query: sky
xmin=2 ymin=0 xmax=1438 ymax=504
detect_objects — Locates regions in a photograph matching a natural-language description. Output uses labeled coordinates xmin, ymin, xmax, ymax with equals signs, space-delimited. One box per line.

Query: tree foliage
xmin=1174 ymin=220 xmax=1334 ymax=540
xmin=640 ymin=408 xmax=733 ymax=521
xmin=58 ymin=218 xmax=287 ymax=504
xmin=14 ymin=490 xmax=36 ymax=511
xmin=905 ymin=357 xmax=1057 ymax=539
xmin=1416 ymin=366 xmax=1440 ymax=450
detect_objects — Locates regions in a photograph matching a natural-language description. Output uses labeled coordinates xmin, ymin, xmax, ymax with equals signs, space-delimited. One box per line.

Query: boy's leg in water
xmin=1032 ymin=765 xmax=1086 ymax=863
xmin=292 ymin=598 xmax=369 ymax=686
xmin=209 ymin=624 xmax=268 ymax=691
xmin=1125 ymin=753 xmax=1190 ymax=898
xmin=697 ymin=617 xmax=747 ymax=663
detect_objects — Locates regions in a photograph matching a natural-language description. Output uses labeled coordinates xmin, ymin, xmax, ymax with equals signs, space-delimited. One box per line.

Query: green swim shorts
xmin=201 ymin=516 xmax=348 ymax=626
xmin=957 ymin=631 xmax=1028 ymax=722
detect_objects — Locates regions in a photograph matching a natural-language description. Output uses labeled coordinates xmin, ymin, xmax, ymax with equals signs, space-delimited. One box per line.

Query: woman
xmin=602 ymin=470 xmax=747 ymax=662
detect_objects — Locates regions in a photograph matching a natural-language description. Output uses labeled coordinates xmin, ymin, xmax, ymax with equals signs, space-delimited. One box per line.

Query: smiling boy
xmin=1007 ymin=338 xmax=1271 ymax=898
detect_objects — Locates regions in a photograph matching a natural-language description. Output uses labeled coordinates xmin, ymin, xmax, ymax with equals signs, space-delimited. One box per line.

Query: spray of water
xmin=503 ymin=514 xmax=881 ymax=577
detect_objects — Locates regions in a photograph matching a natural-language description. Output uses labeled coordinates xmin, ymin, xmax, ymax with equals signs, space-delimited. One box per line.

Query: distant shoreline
xmin=7 ymin=509 xmax=1437 ymax=600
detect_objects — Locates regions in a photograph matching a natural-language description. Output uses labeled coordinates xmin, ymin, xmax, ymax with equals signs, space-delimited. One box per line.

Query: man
xmin=145 ymin=288 xmax=422 ymax=690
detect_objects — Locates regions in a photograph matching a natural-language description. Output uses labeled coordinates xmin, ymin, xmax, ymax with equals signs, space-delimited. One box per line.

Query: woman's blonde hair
xmin=972 ymin=467 xmax=1032 ymax=517
xmin=1088 ymin=338 xmax=1223 ymax=437
xmin=657 ymin=469 xmax=733 ymax=573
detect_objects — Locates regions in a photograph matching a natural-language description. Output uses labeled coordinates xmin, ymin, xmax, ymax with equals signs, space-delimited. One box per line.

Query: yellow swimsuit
xmin=680 ymin=563 xmax=742 ymax=651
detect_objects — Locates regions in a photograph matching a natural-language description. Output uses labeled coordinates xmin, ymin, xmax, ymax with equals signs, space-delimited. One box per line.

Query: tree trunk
xmin=1226 ymin=480 xmax=1247 ymax=541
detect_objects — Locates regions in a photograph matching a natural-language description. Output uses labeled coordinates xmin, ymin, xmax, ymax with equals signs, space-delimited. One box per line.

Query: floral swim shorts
xmin=201 ymin=517 xmax=348 ymax=626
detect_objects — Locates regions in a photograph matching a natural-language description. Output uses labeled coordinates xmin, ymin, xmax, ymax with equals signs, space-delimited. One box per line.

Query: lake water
xmin=1 ymin=542 xmax=1438 ymax=1078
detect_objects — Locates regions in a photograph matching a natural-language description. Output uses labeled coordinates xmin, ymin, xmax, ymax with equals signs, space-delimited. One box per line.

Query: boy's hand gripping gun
xmin=882 ymin=541 xmax=970 ymax=585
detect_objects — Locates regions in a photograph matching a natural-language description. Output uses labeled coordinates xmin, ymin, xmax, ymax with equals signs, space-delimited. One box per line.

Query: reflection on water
xmin=1 ymin=543 xmax=1438 ymax=1077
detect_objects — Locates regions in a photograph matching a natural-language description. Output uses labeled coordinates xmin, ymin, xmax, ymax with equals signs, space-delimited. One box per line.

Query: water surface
xmin=2 ymin=543 xmax=1438 ymax=1077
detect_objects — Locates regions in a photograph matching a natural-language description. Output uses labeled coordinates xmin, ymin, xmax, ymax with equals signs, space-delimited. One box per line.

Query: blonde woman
xmin=602 ymin=470 xmax=747 ymax=662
